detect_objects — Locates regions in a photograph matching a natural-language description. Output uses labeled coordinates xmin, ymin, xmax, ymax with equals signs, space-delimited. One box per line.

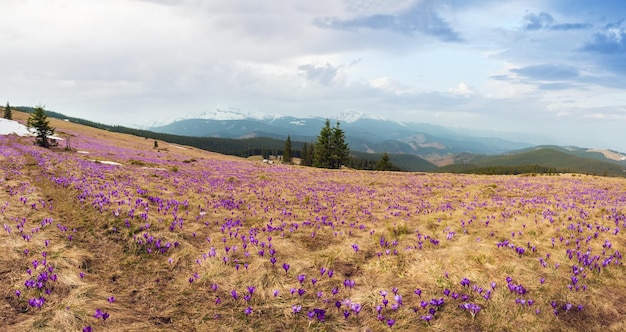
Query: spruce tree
xmin=283 ymin=135 xmax=292 ymax=164
xmin=314 ymin=119 xmax=333 ymax=168
xmin=330 ymin=121 xmax=349 ymax=169
xmin=301 ymin=142 xmax=308 ymax=166
xmin=3 ymin=102 xmax=12 ymax=120
xmin=307 ymin=142 xmax=315 ymax=166
xmin=313 ymin=120 xmax=349 ymax=169
xmin=27 ymin=106 xmax=55 ymax=148
xmin=375 ymin=152 xmax=393 ymax=171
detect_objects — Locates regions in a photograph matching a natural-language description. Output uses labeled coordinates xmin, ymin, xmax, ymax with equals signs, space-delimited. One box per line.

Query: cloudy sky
xmin=1 ymin=0 xmax=626 ymax=150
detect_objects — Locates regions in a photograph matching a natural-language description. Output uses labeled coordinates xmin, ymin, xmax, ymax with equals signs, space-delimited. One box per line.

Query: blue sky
xmin=1 ymin=0 xmax=625 ymax=150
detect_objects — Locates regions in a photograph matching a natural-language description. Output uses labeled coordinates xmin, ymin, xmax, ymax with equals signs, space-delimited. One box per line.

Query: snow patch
xmin=0 ymin=118 xmax=32 ymax=136
xmin=141 ymin=166 xmax=167 ymax=171
xmin=90 ymin=160 xmax=122 ymax=166
xmin=0 ymin=118 xmax=65 ymax=140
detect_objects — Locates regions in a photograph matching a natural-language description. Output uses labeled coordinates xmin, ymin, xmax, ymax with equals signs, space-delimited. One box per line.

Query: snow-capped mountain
xmin=190 ymin=108 xmax=281 ymax=121
xmin=135 ymin=108 xmax=282 ymax=129
xmin=335 ymin=110 xmax=388 ymax=123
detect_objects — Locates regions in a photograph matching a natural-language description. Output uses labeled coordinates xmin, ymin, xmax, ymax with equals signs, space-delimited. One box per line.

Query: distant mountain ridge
xmin=9 ymin=106 xmax=626 ymax=176
xmin=149 ymin=110 xmax=534 ymax=162
xmin=439 ymin=147 xmax=626 ymax=177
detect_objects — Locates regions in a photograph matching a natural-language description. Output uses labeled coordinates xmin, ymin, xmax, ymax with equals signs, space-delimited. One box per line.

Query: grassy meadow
xmin=1 ymin=112 xmax=625 ymax=331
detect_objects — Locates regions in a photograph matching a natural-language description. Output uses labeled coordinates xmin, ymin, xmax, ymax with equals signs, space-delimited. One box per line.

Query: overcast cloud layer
xmin=1 ymin=0 xmax=626 ymax=150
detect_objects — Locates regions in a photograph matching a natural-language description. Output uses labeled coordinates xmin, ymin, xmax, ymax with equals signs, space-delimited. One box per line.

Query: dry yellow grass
xmin=1 ymin=111 xmax=625 ymax=331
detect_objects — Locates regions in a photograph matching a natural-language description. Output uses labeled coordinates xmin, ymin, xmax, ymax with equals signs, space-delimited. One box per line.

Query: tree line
xmin=283 ymin=119 xmax=394 ymax=171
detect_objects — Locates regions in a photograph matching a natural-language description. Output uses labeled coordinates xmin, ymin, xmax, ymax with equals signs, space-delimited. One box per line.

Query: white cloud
xmin=449 ymin=82 xmax=478 ymax=96
xmin=0 ymin=0 xmax=625 ymax=151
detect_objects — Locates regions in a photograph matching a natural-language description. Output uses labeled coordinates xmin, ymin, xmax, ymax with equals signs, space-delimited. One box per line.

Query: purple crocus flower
xmin=282 ymin=263 xmax=290 ymax=273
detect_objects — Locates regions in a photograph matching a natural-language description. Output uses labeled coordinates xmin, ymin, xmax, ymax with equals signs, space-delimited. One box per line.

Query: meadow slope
xmin=1 ymin=113 xmax=625 ymax=331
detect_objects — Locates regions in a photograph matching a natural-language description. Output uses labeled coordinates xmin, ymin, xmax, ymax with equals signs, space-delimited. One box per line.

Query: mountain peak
xmin=335 ymin=111 xmax=388 ymax=123
xmin=192 ymin=108 xmax=280 ymax=121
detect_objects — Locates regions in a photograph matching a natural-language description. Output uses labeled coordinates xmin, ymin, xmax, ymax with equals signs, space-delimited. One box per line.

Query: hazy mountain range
xmin=149 ymin=109 xmax=538 ymax=162
xmin=9 ymin=106 xmax=626 ymax=176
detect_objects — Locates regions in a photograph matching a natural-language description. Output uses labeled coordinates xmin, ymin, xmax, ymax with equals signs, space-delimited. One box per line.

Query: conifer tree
xmin=375 ymin=152 xmax=393 ymax=171
xmin=306 ymin=142 xmax=315 ymax=166
xmin=330 ymin=121 xmax=349 ymax=169
xmin=313 ymin=120 xmax=349 ymax=169
xmin=283 ymin=135 xmax=292 ymax=164
xmin=3 ymin=102 xmax=12 ymax=120
xmin=314 ymin=119 xmax=333 ymax=168
xmin=27 ymin=106 xmax=55 ymax=148
xmin=301 ymin=142 xmax=308 ymax=166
